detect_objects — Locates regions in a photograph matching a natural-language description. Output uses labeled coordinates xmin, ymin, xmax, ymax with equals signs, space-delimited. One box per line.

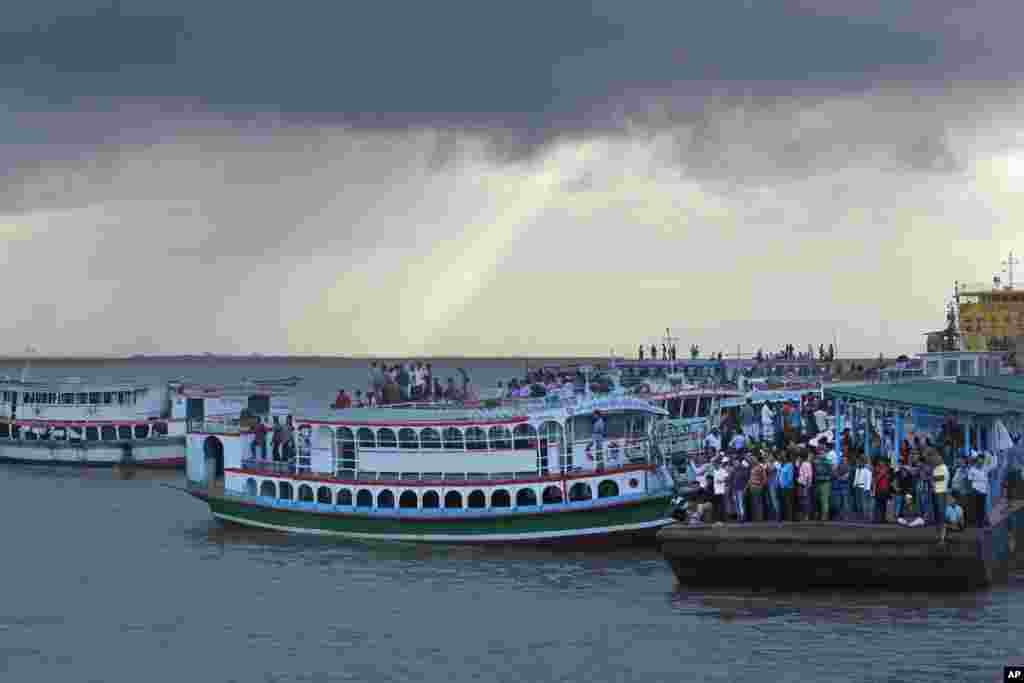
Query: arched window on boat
xmin=259 ymin=481 xmax=276 ymax=497
xmin=444 ymin=491 xmax=463 ymax=509
xmin=246 ymin=478 xmax=257 ymax=496
xmin=490 ymin=490 xmax=511 ymax=508
xmin=118 ymin=425 xmax=132 ymax=440
xmin=399 ymin=491 xmax=418 ymax=509
xmin=422 ymin=491 xmax=440 ymax=508
xmin=278 ymin=482 xmax=294 ymax=501
xmin=153 ymin=422 xmax=168 ymax=436
xmin=357 ymin=428 xmax=376 ymax=448
xmin=134 ymin=424 xmax=149 ymax=439
xmin=516 ymin=489 xmax=538 ymax=507
xmin=667 ymin=398 xmax=682 ymax=418
xmin=356 ymin=490 xmax=373 ymax=508
xmin=377 ymin=490 xmax=395 ymax=508
xmin=298 ymin=484 xmax=314 ymax=502
xmin=568 ymin=482 xmax=592 ymax=502
xmin=337 ymin=489 xmax=353 ymax=506
xmin=488 ymin=426 xmax=512 ymax=450
xmin=541 ymin=485 xmax=563 ymax=504
xmin=336 ymin=427 xmax=356 ymax=474
xmin=513 ymin=424 xmax=537 ymax=450
xmin=467 ymin=490 xmax=486 ymax=508
xmin=377 ymin=428 xmax=398 ymax=449
xmin=420 ymin=428 xmax=442 ymax=450
xmin=443 ymin=427 xmax=464 ymax=450
xmin=538 ymin=421 xmax=564 ymax=450
xmin=598 ymin=480 xmax=620 ymax=498
xmin=398 ymin=428 xmax=419 ymax=449
xmin=315 ymin=486 xmax=331 ymax=504
xmin=85 ymin=426 xmax=99 ymax=441
xmin=464 ymin=427 xmax=487 ymax=451
xmin=100 ymin=425 xmax=117 ymax=441
xmin=336 ymin=427 xmax=355 ymax=447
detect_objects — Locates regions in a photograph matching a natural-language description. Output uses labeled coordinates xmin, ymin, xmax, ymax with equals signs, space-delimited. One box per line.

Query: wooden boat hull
xmin=189 ymin=487 xmax=672 ymax=545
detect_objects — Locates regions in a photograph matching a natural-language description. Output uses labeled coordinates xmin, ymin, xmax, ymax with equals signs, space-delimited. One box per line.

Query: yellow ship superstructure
xmin=956 ymin=251 xmax=1024 ymax=353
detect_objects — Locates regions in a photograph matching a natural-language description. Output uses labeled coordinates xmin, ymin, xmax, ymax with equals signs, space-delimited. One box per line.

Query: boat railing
xmin=188 ymin=419 xmax=245 ymax=434
xmin=237 ymin=457 xmax=655 ymax=482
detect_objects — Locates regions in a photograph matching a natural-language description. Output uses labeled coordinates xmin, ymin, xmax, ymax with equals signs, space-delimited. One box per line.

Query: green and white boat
xmin=184 ymin=385 xmax=675 ymax=544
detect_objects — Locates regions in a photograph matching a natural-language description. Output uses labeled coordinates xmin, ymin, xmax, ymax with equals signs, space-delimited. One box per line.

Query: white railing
xmin=188 ymin=419 xmax=244 ymax=434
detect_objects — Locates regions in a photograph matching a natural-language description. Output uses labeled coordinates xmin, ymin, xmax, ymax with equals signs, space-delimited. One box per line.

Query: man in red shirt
xmin=251 ymin=419 xmax=268 ymax=461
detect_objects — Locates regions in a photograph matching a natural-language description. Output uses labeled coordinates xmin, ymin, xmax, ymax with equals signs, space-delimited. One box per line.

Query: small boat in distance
xmin=183 ymin=380 xmax=677 ymax=545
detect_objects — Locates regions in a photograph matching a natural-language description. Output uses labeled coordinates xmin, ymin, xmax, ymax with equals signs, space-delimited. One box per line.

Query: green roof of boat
xmin=825 ymin=379 xmax=1024 ymax=416
xmin=956 ymin=375 xmax=1024 ymax=394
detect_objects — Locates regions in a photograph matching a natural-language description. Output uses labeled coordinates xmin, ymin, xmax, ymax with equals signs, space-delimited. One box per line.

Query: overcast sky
xmin=2 ymin=2 xmax=1023 ymax=357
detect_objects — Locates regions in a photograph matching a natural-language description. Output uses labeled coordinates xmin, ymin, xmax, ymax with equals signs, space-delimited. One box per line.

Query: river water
xmin=2 ymin=360 xmax=1023 ymax=682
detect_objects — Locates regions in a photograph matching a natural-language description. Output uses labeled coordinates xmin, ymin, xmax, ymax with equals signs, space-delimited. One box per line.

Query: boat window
xmin=569 ymin=482 xmax=592 ymax=502
xmin=538 ymin=421 xmax=564 ymax=449
xmin=490 ymin=490 xmax=511 ymax=508
xmin=467 ymin=490 xmax=486 ymax=508
xmin=541 ymin=485 xmax=563 ymax=504
xmin=278 ymin=482 xmax=293 ymax=500
xmin=422 ymin=491 xmax=440 ymax=508
xmin=260 ymin=481 xmax=276 ymax=497
xmin=488 ymin=426 xmax=512 ymax=450
xmin=60 ymin=393 xmax=74 ymax=405
xmin=513 ymin=424 xmax=537 ymax=450
xmin=698 ymin=397 xmax=712 ymax=417
xmin=298 ymin=484 xmax=314 ymax=502
xmin=23 ymin=393 xmax=34 ymax=404
xmin=443 ymin=427 xmax=464 ymax=450
xmin=516 ymin=489 xmax=537 ymax=507
xmin=336 ymin=427 xmax=355 ymax=445
xmin=682 ymin=398 xmax=698 ymax=418
xmin=377 ymin=490 xmax=395 ymax=508
xmin=598 ymin=480 xmax=620 ymax=498
xmin=118 ymin=425 xmax=132 ymax=440
xmin=444 ymin=491 xmax=463 ymax=509
xmin=89 ymin=392 xmax=101 ymax=404
xmin=134 ymin=425 xmax=149 ymax=439
xmin=337 ymin=489 xmax=353 ymax=506
xmin=377 ymin=428 xmax=398 ymax=448
xmin=464 ymin=427 xmax=487 ymax=451
xmin=246 ymin=478 xmax=258 ymax=496
xmin=153 ymin=422 xmax=168 ymax=436
xmin=103 ymin=392 xmax=113 ymax=405
xmin=398 ymin=428 xmax=418 ymax=449
xmin=76 ymin=393 xmax=88 ymax=405
xmin=356 ymin=428 xmax=376 ymax=448
xmin=101 ymin=425 xmax=117 ymax=440
xmin=399 ymin=491 xmax=418 ymax=509
xmin=420 ymin=428 xmax=441 ymax=449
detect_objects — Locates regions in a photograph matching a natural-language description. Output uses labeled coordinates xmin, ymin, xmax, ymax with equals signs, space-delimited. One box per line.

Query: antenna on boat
xmin=1002 ymin=250 xmax=1019 ymax=290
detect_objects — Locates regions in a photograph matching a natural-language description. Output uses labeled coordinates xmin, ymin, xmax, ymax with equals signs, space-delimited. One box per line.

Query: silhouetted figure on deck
xmin=639 ymin=345 xmax=644 ymax=360
xmin=651 ymin=344 xmax=658 ymax=360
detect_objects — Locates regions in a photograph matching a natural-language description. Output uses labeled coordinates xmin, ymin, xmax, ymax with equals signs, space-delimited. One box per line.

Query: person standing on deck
xmin=931 ymin=451 xmax=950 ymax=544
xmin=813 ymin=446 xmax=834 ymax=521
xmin=797 ymin=453 xmax=813 ymax=521
xmin=369 ymin=362 xmax=385 ymax=404
xmin=740 ymin=399 xmax=756 ymax=442
xmin=713 ymin=456 xmax=729 ymax=522
xmin=251 ymin=418 xmax=268 ymax=461
xmin=779 ymin=452 xmax=796 ymax=521
xmin=761 ymin=401 xmax=775 ymax=444
xmin=854 ymin=455 xmax=874 ymax=522
xmin=282 ymin=416 xmax=295 ymax=461
xmin=749 ymin=456 xmax=768 ymax=522
xmin=872 ymin=457 xmax=892 ymax=523
xmin=271 ymin=418 xmax=283 ymax=462
xmin=967 ymin=450 xmax=996 ymax=527
xmin=766 ymin=452 xmax=781 ymax=521
xmin=591 ymin=410 xmax=607 ymax=467
xmin=638 ymin=345 xmax=644 ymax=361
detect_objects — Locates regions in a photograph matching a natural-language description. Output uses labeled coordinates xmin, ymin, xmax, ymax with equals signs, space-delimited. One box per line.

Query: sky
xmin=2 ymin=2 xmax=1024 ymax=357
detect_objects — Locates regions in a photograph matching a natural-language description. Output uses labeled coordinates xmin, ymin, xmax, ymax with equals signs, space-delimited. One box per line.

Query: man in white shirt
xmin=761 ymin=402 xmax=775 ymax=443
xmin=967 ymin=451 xmax=997 ymax=528
xmin=730 ymin=430 xmax=746 ymax=451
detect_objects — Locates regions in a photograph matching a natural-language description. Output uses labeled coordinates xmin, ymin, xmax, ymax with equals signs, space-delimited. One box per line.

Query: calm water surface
xmin=2 ymin=361 xmax=1023 ymax=681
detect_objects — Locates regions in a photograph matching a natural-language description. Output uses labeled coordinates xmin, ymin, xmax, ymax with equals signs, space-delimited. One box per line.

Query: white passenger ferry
xmin=0 ymin=375 xmax=301 ymax=467
xmin=184 ymin=382 xmax=677 ymax=545
xmin=0 ymin=377 xmax=184 ymax=466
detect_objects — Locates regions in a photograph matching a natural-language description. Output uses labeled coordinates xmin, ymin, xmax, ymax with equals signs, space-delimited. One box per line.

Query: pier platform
xmin=658 ymin=501 xmax=1024 ymax=591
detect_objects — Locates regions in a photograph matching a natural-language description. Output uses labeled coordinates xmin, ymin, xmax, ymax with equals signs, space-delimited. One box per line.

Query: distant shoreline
xmin=0 ymin=354 xmax=884 ymax=365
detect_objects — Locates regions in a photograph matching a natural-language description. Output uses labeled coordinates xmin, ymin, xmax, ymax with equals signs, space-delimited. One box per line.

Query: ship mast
xmin=663 ymin=327 xmax=679 ymax=374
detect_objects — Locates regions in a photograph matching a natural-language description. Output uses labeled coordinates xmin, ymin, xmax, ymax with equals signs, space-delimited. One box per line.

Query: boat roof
xmin=825 ymin=379 xmax=1024 ymax=417
xmin=0 ymin=377 xmax=162 ymax=391
xmin=173 ymin=377 xmax=302 ymax=398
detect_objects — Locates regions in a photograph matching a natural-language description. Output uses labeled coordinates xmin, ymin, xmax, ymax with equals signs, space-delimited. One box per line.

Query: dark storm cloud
xmin=3 ymin=2 xmax=1012 ymax=129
